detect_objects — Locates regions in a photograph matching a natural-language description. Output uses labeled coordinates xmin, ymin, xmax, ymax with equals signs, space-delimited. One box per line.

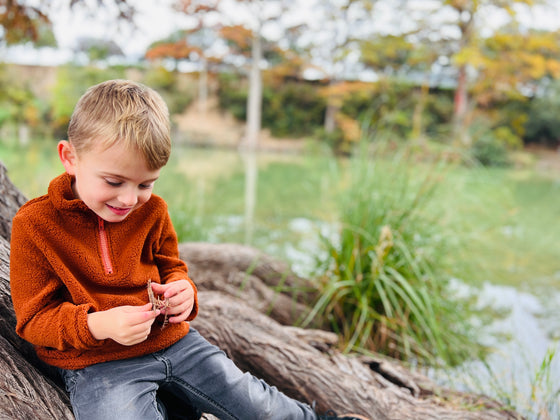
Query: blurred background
xmin=1 ymin=1 xmax=559 ymax=418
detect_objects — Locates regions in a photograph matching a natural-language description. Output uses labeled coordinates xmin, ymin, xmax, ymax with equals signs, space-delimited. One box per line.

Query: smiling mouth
xmin=107 ymin=204 xmax=132 ymax=215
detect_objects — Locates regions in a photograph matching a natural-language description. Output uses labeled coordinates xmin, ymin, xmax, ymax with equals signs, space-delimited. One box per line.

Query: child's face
xmin=59 ymin=140 xmax=161 ymax=223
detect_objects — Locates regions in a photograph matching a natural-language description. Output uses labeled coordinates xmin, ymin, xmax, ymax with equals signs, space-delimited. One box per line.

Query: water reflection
xmin=431 ymin=281 xmax=560 ymax=420
xmin=242 ymin=150 xmax=257 ymax=245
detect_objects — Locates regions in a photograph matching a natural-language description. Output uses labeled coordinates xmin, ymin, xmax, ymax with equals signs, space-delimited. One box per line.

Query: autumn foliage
xmin=0 ymin=1 xmax=49 ymax=44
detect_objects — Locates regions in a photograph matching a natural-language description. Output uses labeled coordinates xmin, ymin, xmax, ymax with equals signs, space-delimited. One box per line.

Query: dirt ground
xmin=173 ymin=98 xmax=305 ymax=154
xmin=527 ymin=145 xmax=560 ymax=175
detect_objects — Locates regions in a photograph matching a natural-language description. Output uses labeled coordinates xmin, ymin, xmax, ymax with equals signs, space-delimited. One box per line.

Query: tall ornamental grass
xmin=303 ymin=146 xmax=484 ymax=366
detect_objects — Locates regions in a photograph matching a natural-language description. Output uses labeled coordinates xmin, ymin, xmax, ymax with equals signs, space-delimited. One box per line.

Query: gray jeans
xmin=58 ymin=328 xmax=317 ymax=420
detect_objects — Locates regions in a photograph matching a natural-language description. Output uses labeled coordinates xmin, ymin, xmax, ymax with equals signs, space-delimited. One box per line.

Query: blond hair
xmin=67 ymin=79 xmax=171 ymax=170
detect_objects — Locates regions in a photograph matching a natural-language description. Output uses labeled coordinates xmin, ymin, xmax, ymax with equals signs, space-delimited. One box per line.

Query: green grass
xmin=301 ymin=147 xmax=485 ymax=366
xmin=433 ymin=165 xmax=560 ymax=290
xmin=529 ymin=344 xmax=560 ymax=419
xmin=0 ymin=138 xmax=63 ymax=199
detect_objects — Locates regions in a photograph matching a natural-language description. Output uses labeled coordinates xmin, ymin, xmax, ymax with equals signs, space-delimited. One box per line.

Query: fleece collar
xmin=48 ymin=172 xmax=92 ymax=214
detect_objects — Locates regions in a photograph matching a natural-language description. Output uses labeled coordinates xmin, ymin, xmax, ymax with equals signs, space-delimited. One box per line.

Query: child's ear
xmin=58 ymin=140 xmax=77 ymax=175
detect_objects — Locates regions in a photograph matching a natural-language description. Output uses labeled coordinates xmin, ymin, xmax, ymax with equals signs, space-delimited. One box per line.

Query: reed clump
xmin=304 ymin=147 xmax=485 ymax=367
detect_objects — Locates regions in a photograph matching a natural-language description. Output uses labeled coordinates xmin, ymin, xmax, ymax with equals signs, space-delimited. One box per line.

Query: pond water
xmin=431 ymin=281 xmax=560 ymax=419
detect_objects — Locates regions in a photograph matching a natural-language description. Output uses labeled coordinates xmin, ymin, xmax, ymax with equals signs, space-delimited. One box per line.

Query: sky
xmin=2 ymin=0 xmax=560 ymax=67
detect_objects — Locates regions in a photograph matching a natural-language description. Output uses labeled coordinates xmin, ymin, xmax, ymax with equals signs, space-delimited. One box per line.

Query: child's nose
xmin=119 ymin=188 xmax=138 ymax=207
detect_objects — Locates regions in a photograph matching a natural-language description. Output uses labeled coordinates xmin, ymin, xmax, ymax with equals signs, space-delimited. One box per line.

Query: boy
xmin=9 ymin=80 xmax=368 ymax=420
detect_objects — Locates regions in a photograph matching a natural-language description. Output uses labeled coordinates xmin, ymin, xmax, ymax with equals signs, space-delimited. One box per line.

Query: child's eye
xmin=106 ymin=180 xmax=122 ymax=187
xmin=139 ymin=183 xmax=154 ymax=190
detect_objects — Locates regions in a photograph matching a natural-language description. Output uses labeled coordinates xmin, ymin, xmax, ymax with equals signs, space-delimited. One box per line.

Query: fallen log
xmin=178 ymin=242 xmax=315 ymax=325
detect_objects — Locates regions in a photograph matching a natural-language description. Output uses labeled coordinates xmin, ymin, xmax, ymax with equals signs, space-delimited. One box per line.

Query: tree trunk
xmin=324 ymin=80 xmax=339 ymax=134
xmin=0 ymin=161 xmax=27 ymax=242
xmin=0 ymin=332 xmax=74 ymax=420
xmin=0 ymin=163 xmax=525 ymax=419
xmin=242 ymin=151 xmax=257 ymax=244
xmin=243 ymin=26 xmax=263 ymax=150
xmin=178 ymin=242 xmax=315 ymax=326
xmin=412 ymin=82 xmax=429 ymax=146
xmin=0 ymin=235 xmax=74 ymax=419
xmin=453 ymin=65 xmax=471 ymax=146
xmin=179 ymin=242 xmax=523 ymax=419
xmin=198 ymin=59 xmax=208 ymax=114
xmin=453 ymin=8 xmax=475 ymax=147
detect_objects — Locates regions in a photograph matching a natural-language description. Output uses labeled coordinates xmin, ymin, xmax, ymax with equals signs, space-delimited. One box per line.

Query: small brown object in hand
xmin=147 ymin=279 xmax=171 ymax=329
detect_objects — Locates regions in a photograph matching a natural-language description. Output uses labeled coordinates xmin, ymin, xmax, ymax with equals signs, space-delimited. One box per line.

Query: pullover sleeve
xmin=154 ymin=210 xmax=198 ymax=321
xmin=10 ymin=212 xmax=105 ymax=351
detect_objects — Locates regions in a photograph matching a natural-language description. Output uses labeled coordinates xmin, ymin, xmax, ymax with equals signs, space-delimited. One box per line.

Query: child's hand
xmin=150 ymin=280 xmax=195 ymax=324
xmin=87 ymin=303 xmax=159 ymax=346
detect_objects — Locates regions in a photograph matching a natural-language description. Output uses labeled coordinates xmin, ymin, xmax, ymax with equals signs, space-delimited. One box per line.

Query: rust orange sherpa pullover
xmin=10 ymin=173 xmax=198 ymax=370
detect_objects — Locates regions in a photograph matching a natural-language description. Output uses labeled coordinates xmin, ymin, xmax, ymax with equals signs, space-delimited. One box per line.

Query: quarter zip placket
xmin=97 ymin=217 xmax=114 ymax=275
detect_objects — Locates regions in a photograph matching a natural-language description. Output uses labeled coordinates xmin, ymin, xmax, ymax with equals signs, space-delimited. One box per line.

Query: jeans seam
xmin=171 ymin=376 xmax=239 ymax=420
xmin=152 ymin=353 xmax=175 ymax=387
xmin=60 ymin=369 xmax=80 ymax=420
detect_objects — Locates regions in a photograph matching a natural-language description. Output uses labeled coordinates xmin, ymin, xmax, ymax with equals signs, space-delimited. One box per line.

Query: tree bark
xmin=178 ymin=242 xmax=315 ymax=326
xmin=0 ymin=333 xmax=74 ymax=420
xmin=0 ymin=161 xmax=27 ymax=242
xmin=0 ymin=164 xmax=525 ymax=419
xmin=0 ymin=235 xmax=74 ymax=419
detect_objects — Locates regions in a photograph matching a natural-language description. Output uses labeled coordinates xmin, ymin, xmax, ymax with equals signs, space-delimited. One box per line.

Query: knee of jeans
xmin=249 ymin=378 xmax=279 ymax=413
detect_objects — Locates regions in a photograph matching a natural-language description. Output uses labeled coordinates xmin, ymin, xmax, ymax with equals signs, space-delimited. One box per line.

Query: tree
xmin=145 ymin=30 xmax=203 ymax=70
xmin=297 ymin=0 xmax=377 ymax=137
xmin=0 ymin=1 xmax=49 ymax=44
xmin=400 ymin=0 xmax=544 ymax=145
xmin=146 ymin=28 xmax=215 ymax=113
xmin=359 ymin=33 xmax=440 ymax=142
xmin=473 ymin=28 xmax=560 ymax=104
xmin=0 ymin=0 xmax=134 ymax=45
xmin=522 ymin=76 xmax=560 ymax=147
xmin=157 ymin=1 xmax=226 ymax=114
xmin=172 ymin=0 xmax=294 ymax=149
xmin=221 ymin=0 xmax=288 ymax=149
